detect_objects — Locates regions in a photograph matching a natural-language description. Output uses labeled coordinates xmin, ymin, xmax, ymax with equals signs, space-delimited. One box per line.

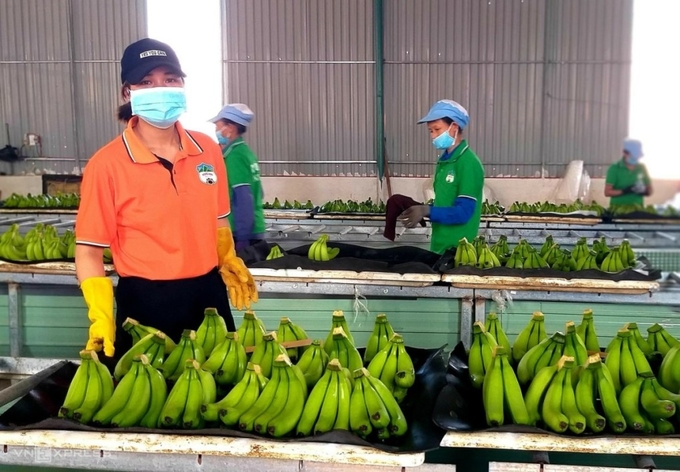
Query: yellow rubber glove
xmin=217 ymin=226 xmax=258 ymax=310
xmin=80 ymin=276 xmax=115 ymax=357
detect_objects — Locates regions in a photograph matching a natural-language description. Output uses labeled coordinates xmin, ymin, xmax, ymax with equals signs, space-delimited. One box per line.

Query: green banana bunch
xmin=539 ymin=356 xmax=584 ymax=434
xmin=277 ymin=316 xmax=309 ymax=362
xmin=158 ymin=359 xmax=216 ymax=429
xmin=453 ymin=237 xmax=477 ymax=267
xmin=572 ymin=237 xmax=590 ymax=263
xmin=236 ymin=310 xmax=267 ymax=350
xmin=524 ymin=359 xmax=560 ymax=427
xmin=645 ymin=374 xmax=680 ymax=425
xmin=296 ymin=339 xmax=329 ymax=388
xmin=329 ymin=327 xmax=363 ymax=373
xmin=575 ymin=309 xmax=600 ymax=354
xmin=472 ymin=236 xmax=486 ymax=257
xmin=505 ymin=252 xmax=524 ymax=269
xmin=482 ymin=346 xmax=531 ymax=427
xmin=605 ymin=328 xmax=651 ymax=394
xmin=468 ymin=322 xmax=497 ymax=389
xmin=296 ymin=358 xmax=352 ymax=436
xmin=476 ymin=242 xmax=502 ymax=269
xmin=575 ymin=250 xmax=599 ymax=271
xmin=563 ymin=321 xmax=588 ymax=382
xmin=539 ymin=235 xmax=555 ymax=258
xmin=250 ymin=331 xmax=287 ymax=378
xmin=659 ymin=345 xmax=680 ymax=393
xmin=551 ymin=249 xmax=577 ymax=272
xmin=624 ymin=322 xmax=653 ymax=356
xmin=515 ymin=239 xmax=533 ymax=259
xmin=113 ymin=330 xmax=167 ymax=380
xmin=619 ymin=372 xmax=675 ymax=433
xmin=647 ymin=323 xmax=680 ymax=357
xmin=367 ymin=333 xmax=414 ymax=402
xmin=516 ymin=331 xmax=565 ymax=386
xmin=592 ymin=237 xmax=611 ymax=265
xmin=619 ymin=239 xmax=636 ymax=268
xmin=59 ymin=229 xmax=75 ymax=258
xmin=600 ymin=247 xmax=625 ymax=273
xmin=257 ymin=355 xmax=308 ymax=437
xmin=349 ymin=368 xmax=408 ymax=439
xmin=161 ymin=330 xmax=206 ymax=381
xmin=363 ymin=313 xmax=395 ymax=364
xmin=202 ymin=332 xmax=247 ymax=386
xmin=590 ymin=354 xmax=626 ymax=433
xmin=195 ymin=307 xmax=229 ymax=356
xmin=511 ymin=311 xmax=546 ymax=364
xmin=574 ymin=358 xmax=606 ymax=433
xmin=543 ymin=243 xmax=561 ymax=266
xmin=524 ymin=248 xmax=549 ymax=269
xmin=59 ymin=350 xmax=114 ymax=424
xmin=201 ymin=363 xmax=268 ymax=426
xmin=484 ymin=313 xmax=512 ymax=364
xmin=490 ymin=236 xmax=511 ymax=264
xmin=323 ymin=310 xmax=355 ymax=353
xmin=266 ymin=245 xmax=284 ymax=260
xmin=307 ymin=234 xmax=340 ymax=262
xmin=66 ymin=238 xmax=76 ymax=259
xmin=237 ymin=355 xmax=287 ymax=432
xmin=122 ymin=317 xmax=177 ymax=354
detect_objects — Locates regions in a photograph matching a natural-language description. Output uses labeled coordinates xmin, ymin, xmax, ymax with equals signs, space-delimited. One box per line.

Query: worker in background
xmin=399 ymin=99 xmax=485 ymax=254
xmin=211 ymin=104 xmax=265 ymax=255
xmin=75 ymin=38 xmax=257 ymax=360
xmin=604 ymin=138 xmax=653 ymax=207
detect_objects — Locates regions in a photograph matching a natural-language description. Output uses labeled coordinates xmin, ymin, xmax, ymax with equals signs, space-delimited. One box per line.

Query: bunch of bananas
xmin=539 ymin=236 xmax=555 ymax=258
xmin=647 ymin=323 xmax=680 ymax=356
xmin=93 ymin=354 xmax=168 ymax=428
xmin=517 ymin=332 xmax=566 ymax=386
xmin=238 ymin=355 xmax=307 ymax=435
xmin=0 ymin=223 xmax=29 ymax=260
xmin=122 ymin=317 xmax=177 ymax=354
xmin=2 ymin=192 xmax=80 ymax=209
xmin=59 ymin=350 xmax=114 ymax=424
xmin=201 ymin=362 xmax=268 ymax=425
xmin=195 ymin=308 xmax=229 ymax=356
xmin=600 ymin=247 xmax=626 ymax=273
xmin=277 ymin=316 xmax=309 ymax=362
xmin=575 ymin=250 xmax=600 ymax=271
xmin=454 ymin=237 xmax=477 ymax=267
xmin=323 ymin=310 xmax=355 ymax=353
xmin=468 ymin=322 xmax=497 ymax=389
xmin=366 ymin=333 xmax=415 ymax=403
xmin=563 ymin=321 xmax=588 ymax=381
xmin=162 ymin=330 xmax=206 ymax=381
xmin=620 ymin=372 xmax=678 ymax=433
xmin=592 ymin=237 xmax=611 ymax=265
xmin=349 ymin=369 xmax=408 ymax=439
xmin=511 ymin=312 xmax=546 ymax=364
xmin=659 ymin=345 xmax=680 ymax=393
xmin=523 ymin=248 xmax=549 ymax=269
xmin=472 ymin=236 xmax=487 ymax=257
xmin=202 ymin=332 xmax=247 ymax=385
xmin=572 ymin=237 xmax=590 ymax=262
xmin=619 ymin=240 xmax=636 ymax=268
xmin=505 ymin=252 xmax=524 ymax=269
xmin=364 ymin=314 xmax=395 ymax=364
xmin=308 ymin=234 xmax=339 ymax=262
xmin=625 ymin=322 xmax=653 ymax=356
xmin=157 ymin=359 xmax=216 ymax=429
xmin=236 ymin=310 xmax=267 ymax=350
xmin=328 ymin=327 xmax=363 ymax=374
xmin=508 ymin=200 xmax=605 ymax=216
xmin=113 ymin=330 xmax=167 ymax=380
xmin=251 ymin=332 xmax=286 ymax=378
xmin=575 ymin=309 xmax=600 ymax=354
xmin=481 ymin=200 xmax=504 ymax=215
xmin=542 ymin=243 xmax=561 ymax=267
xmin=266 ymin=245 xmax=284 ymax=260
xmin=605 ymin=328 xmax=653 ymax=394
xmin=484 ymin=313 xmax=512 ymax=363
xmin=483 ymin=346 xmax=531 ymax=427
xmin=551 ymin=249 xmax=577 ymax=272
xmin=490 ymin=235 xmax=510 ymax=264
xmin=296 ymin=358 xmax=352 ymax=436
xmin=476 ymin=242 xmax=502 ymax=269
xmin=297 ymin=340 xmax=330 ymax=388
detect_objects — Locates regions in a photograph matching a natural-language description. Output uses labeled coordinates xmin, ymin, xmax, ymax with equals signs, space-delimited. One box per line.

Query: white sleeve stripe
xmin=218 ymin=212 xmax=231 ymax=219
xmin=75 ymin=240 xmax=109 ymax=248
xmin=458 ymin=195 xmax=477 ymax=201
xmin=232 ymin=183 xmax=251 ymax=188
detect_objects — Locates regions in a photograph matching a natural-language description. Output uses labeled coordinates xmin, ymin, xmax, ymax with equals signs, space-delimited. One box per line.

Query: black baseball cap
xmin=120 ymin=38 xmax=186 ymax=85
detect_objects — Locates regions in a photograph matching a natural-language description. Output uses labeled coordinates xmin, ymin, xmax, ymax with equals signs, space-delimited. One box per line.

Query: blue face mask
xmin=216 ymin=131 xmax=230 ymax=146
xmin=432 ymin=124 xmax=456 ymax=150
xmin=626 ymin=154 xmax=640 ymax=166
xmin=130 ymin=87 xmax=187 ymax=129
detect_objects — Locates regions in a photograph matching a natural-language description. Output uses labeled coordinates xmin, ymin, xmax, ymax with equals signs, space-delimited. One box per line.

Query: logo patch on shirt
xmin=196 ymin=163 xmax=217 ymax=185
xmin=446 ymin=173 xmax=455 ymax=183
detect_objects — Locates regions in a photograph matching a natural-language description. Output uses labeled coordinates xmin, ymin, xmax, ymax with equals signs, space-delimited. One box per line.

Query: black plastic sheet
xmin=0 ymin=346 xmax=448 ymax=454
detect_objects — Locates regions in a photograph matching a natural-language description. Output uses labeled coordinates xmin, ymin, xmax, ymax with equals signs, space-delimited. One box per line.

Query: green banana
xmin=467 ymin=322 xmax=497 ymax=388
xmin=268 ymin=359 xmax=308 ymax=437
xmin=323 ymin=310 xmax=355 ymax=353
xmin=575 ymin=309 xmax=600 ymax=354
xmin=574 ymin=366 xmax=606 ymax=433
xmin=484 ymin=312 xmax=512 ymax=364
xmin=363 ymin=314 xmax=394 ymax=364
xmin=511 ymin=312 xmax=546 ymax=364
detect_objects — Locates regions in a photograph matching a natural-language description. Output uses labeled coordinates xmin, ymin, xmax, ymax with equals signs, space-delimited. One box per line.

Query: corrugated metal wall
xmin=0 ymin=0 xmax=146 ymax=176
xmin=222 ymin=0 xmax=632 ymax=178
xmin=221 ymin=0 xmax=376 ymax=177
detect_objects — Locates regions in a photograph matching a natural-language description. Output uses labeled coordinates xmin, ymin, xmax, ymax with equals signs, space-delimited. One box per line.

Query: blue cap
xmin=210 ymin=103 xmax=254 ymax=127
xmin=120 ymin=38 xmax=186 ymax=85
xmin=417 ymin=99 xmax=469 ymax=129
xmin=623 ymin=138 xmax=643 ymax=160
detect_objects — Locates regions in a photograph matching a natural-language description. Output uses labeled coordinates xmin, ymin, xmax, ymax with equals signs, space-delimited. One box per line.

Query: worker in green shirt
xmin=211 ymin=104 xmax=265 ymax=252
xmin=400 ymin=100 xmax=485 ymax=254
xmin=604 ymin=138 xmax=653 ymax=207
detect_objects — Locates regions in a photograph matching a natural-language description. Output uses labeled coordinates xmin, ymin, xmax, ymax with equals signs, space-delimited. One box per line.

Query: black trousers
xmin=112 ymin=267 xmax=235 ymax=362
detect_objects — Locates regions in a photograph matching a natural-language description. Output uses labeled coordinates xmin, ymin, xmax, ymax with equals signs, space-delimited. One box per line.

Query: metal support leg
xmin=633 ymin=455 xmax=656 ymax=469
xmin=530 ymin=451 xmax=550 ymax=464
xmin=474 ymin=296 xmax=487 ymax=324
xmin=7 ymin=283 xmax=21 ymax=357
xmin=460 ymin=297 xmax=473 ymax=349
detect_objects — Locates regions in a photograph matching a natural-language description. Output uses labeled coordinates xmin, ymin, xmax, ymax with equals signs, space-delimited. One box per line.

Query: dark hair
xmin=441 ymin=117 xmax=463 ymax=134
xmin=117 ymin=83 xmax=133 ymax=123
xmin=220 ymin=119 xmax=247 ymax=135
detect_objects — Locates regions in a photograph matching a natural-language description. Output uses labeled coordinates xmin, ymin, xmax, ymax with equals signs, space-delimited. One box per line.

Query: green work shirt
xmin=430 ymin=140 xmax=485 ymax=254
xmin=223 ymin=137 xmax=265 ymax=235
xmin=605 ymin=159 xmax=651 ymax=207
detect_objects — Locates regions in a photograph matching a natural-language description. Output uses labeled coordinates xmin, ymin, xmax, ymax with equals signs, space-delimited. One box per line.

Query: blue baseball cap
xmin=623 ymin=138 xmax=643 ymax=160
xmin=417 ymin=99 xmax=470 ymax=129
xmin=120 ymin=38 xmax=186 ymax=85
xmin=210 ymin=103 xmax=254 ymax=127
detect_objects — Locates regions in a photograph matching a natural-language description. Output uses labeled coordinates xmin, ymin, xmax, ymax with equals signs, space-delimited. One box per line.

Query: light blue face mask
xmin=130 ymin=87 xmax=187 ymax=129
xmin=626 ymin=154 xmax=641 ymax=166
xmin=215 ymin=130 xmax=230 ymax=146
xmin=432 ymin=124 xmax=456 ymax=150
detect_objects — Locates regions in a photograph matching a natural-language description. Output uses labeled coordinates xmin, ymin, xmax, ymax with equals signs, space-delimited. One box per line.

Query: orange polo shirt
xmin=76 ymin=117 xmax=230 ymax=280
